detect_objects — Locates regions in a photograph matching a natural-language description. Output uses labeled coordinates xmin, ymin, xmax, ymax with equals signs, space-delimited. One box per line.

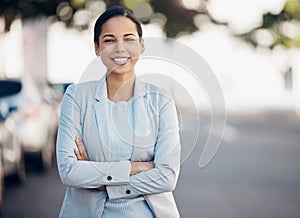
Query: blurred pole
xmin=22 ymin=17 xmax=48 ymax=85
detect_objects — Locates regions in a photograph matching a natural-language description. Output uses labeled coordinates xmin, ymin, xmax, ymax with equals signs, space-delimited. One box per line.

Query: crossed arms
xmin=56 ymin=85 xmax=181 ymax=200
xmin=74 ymin=136 xmax=154 ymax=190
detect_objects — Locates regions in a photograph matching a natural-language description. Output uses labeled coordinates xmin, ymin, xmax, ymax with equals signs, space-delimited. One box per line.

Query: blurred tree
xmin=238 ymin=0 xmax=300 ymax=48
xmin=1 ymin=0 xmax=299 ymax=46
xmin=0 ymin=0 xmax=59 ymax=32
xmin=0 ymin=0 xmax=210 ymax=37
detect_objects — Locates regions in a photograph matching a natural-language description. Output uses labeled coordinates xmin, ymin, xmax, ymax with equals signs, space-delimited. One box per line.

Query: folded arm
xmin=58 ymin=85 xmax=180 ymax=195
xmin=74 ymin=136 xmax=155 ymax=190
xmin=74 ymin=97 xmax=181 ymax=199
xmin=56 ymin=85 xmax=131 ymax=189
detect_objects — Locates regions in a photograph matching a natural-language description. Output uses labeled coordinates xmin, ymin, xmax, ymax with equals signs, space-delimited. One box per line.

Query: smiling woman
xmin=96 ymin=16 xmax=144 ymax=81
xmin=56 ymin=6 xmax=181 ymax=218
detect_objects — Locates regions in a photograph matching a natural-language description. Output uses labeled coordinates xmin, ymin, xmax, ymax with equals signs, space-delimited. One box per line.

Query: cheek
xmin=100 ymin=44 xmax=113 ymax=55
xmin=99 ymin=46 xmax=113 ymax=62
xmin=99 ymin=50 xmax=111 ymax=68
xmin=126 ymin=45 xmax=141 ymax=58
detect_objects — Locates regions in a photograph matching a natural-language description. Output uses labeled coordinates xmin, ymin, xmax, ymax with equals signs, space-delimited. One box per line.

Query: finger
xmin=76 ymin=137 xmax=88 ymax=160
xmin=74 ymin=148 xmax=83 ymax=160
xmin=75 ymin=137 xmax=84 ymax=154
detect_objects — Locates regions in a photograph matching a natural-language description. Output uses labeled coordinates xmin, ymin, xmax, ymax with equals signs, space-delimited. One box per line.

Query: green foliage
xmin=1 ymin=0 xmax=300 ymax=48
xmin=0 ymin=0 xmax=198 ymax=38
xmin=285 ymin=0 xmax=300 ymax=20
xmin=238 ymin=0 xmax=300 ymax=48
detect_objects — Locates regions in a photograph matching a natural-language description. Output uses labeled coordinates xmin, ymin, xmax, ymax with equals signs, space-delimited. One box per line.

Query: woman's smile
xmin=111 ymin=56 xmax=131 ymax=65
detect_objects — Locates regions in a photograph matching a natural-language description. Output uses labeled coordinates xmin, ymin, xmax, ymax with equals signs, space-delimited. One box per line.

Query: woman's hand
xmin=130 ymin=161 xmax=154 ymax=175
xmin=74 ymin=136 xmax=89 ymax=161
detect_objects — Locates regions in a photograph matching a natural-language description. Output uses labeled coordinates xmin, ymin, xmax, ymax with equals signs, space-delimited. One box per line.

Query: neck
xmin=106 ymin=73 xmax=135 ymax=102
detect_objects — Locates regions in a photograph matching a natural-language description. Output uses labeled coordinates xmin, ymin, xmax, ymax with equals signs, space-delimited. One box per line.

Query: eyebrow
xmin=124 ymin=33 xmax=136 ymax=37
xmin=102 ymin=34 xmax=114 ymax=38
xmin=102 ymin=33 xmax=137 ymax=38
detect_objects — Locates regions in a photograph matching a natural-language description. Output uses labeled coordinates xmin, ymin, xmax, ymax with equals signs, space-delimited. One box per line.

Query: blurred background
xmin=0 ymin=0 xmax=300 ymax=217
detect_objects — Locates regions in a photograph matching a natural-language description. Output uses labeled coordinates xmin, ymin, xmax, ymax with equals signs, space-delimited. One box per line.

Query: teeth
xmin=113 ymin=57 xmax=129 ymax=64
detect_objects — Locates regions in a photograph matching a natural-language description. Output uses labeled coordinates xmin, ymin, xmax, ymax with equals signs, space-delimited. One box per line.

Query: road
xmin=2 ymin=163 xmax=65 ymax=218
xmin=2 ymin=117 xmax=300 ymax=218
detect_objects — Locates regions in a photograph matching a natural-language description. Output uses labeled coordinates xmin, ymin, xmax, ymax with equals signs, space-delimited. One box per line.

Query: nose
xmin=115 ymin=41 xmax=126 ymax=53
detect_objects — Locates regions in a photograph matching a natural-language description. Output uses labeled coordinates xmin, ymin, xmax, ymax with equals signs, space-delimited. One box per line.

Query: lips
xmin=111 ymin=57 xmax=131 ymax=65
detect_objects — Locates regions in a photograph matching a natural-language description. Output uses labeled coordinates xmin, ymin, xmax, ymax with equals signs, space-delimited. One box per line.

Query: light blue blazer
xmin=56 ymin=75 xmax=181 ymax=217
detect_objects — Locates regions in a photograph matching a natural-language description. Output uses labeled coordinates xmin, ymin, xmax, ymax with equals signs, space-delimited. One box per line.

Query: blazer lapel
xmin=131 ymin=79 xmax=156 ymax=161
xmin=93 ymin=76 xmax=112 ymax=161
xmin=92 ymin=76 xmax=154 ymax=162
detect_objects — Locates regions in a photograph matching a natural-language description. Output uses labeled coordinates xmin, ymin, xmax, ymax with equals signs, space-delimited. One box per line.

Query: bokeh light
xmin=252 ymin=29 xmax=275 ymax=47
xmin=56 ymin=2 xmax=73 ymax=21
xmin=149 ymin=13 xmax=167 ymax=28
xmin=85 ymin=0 xmax=106 ymax=18
xmin=123 ymin=0 xmax=150 ymax=10
xmin=73 ymin=9 xmax=90 ymax=27
xmin=280 ymin=21 xmax=300 ymax=39
xmin=179 ymin=0 xmax=206 ymax=11
xmin=133 ymin=2 xmax=153 ymax=22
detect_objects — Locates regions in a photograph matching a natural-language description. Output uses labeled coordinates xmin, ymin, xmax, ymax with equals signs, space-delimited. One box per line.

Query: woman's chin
xmin=108 ymin=66 xmax=135 ymax=76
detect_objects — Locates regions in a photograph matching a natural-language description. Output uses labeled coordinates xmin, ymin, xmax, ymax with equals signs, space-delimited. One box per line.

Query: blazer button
xmin=107 ymin=176 xmax=112 ymax=181
xmin=126 ymin=190 xmax=131 ymax=194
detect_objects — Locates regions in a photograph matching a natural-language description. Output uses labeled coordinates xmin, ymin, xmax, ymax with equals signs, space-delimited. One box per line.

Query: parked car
xmin=0 ymin=79 xmax=24 ymax=213
xmin=0 ymin=104 xmax=26 ymax=183
xmin=13 ymin=78 xmax=59 ymax=171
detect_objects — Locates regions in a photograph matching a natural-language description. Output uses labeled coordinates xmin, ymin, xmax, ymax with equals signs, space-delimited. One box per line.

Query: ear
xmin=140 ymin=38 xmax=145 ymax=54
xmin=94 ymin=43 xmax=100 ymax=56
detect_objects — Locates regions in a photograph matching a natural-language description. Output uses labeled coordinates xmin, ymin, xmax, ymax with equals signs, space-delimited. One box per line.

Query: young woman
xmin=56 ymin=6 xmax=181 ymax=217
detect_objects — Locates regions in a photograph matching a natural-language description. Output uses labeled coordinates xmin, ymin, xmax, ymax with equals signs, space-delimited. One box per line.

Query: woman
xmin=56 ymin=6 xmax=181 ymax=218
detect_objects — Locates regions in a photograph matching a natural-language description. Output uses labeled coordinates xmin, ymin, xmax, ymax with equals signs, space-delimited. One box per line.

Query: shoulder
xmin=139 ymin=80 xmax=174 ymax=107
xmin=66 ymin=80 xmax=99 ymax=95
xmin=136 ymin=78 xmax=169 ymax=96
xmin=64 ymin=80 xmax=101 ymax=100
xmin=144 ymin=82 xmax=167 ymax=94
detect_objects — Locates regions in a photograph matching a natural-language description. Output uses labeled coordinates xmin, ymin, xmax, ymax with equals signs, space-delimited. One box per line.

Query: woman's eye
xmin=125 ymin=38 xmax=136 ymax=42
xmin=103 ymin=39 xmax=115 ymax=43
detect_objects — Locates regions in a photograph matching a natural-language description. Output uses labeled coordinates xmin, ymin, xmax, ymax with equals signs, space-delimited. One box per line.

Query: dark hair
xmin=94 ymin=6 xmax=142 ymax=45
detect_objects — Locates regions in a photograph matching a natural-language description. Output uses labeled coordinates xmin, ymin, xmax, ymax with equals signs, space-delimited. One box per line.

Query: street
xmin=2 ymin=116 xmax=300 ymax=218
xmin=2 ymin=163 xmax=65 ymax=218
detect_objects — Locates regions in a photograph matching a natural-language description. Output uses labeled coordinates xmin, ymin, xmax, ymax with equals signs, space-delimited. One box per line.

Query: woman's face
xmin=95 ymin=16 xmax=144 ymax=76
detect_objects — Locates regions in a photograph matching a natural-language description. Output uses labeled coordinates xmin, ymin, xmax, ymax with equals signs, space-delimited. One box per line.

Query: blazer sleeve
xmin=56 ymin=85 xmax=131 ymax=188
xmin=106 ymin=95 xmax=181 ymax=199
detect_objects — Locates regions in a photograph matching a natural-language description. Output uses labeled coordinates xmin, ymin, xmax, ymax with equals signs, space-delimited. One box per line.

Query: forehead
xmin=100 ymin=16 xmax=138 ymax=36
